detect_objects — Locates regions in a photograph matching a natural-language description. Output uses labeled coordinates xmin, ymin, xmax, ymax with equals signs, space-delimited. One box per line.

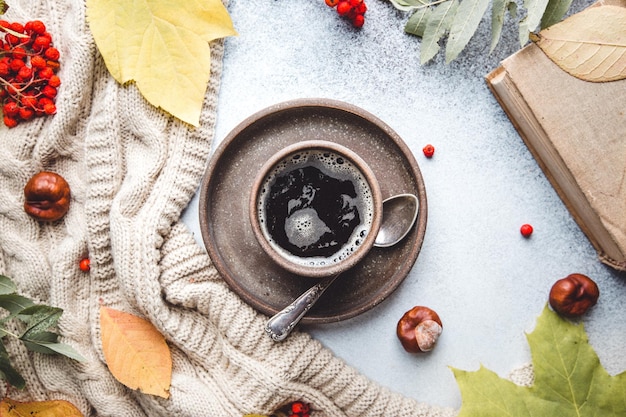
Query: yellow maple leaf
xmin=99 ymin=306 xmax=172 ymax=398
xmin=86 ymin=0 xmax=237 ymax=126
xmin=0 ymin=398 xmax=83 ymax=417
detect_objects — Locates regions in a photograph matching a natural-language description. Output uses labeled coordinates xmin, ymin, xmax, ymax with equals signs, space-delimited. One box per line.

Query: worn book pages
xmin=486 ymin=42 xmax=626 ymax=272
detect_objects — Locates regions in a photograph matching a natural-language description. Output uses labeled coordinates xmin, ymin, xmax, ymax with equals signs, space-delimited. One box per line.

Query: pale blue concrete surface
xmin=183 ymin=0 xmax=626 ymax=410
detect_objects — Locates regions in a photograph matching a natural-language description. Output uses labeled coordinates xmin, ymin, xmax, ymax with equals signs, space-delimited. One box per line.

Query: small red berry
xmin=356 ymin=2 xmax=367 ymax=13
xmin=42 ymin=85 xmax=57 ymax=98
xmin=32 ymin=35 xmax=51 ymax=51
xmin=9 ymin=58 xmax=25 ymax=72
xmin=422 ymin=144 xmax=435 ymax=158
xmin=336 ymin=1 xmax=352 ymax=15
xmin=349 ymin=0 xmax=362 ymax=5
xmin=18 ymin=107 xmax=34 ymax=120
xmin=325 ymin=0 xmax=339 ymax=6
xmin=3 ymin=116 xmax=18 ymax=128
xmin=30 ymin=20 xmax=47 ymax=35
xmin=79 ymin=258 xmax=91 ymax=272
xmin=38 ymin=66 xmax=54 ymax=79
xmin=31 ymin=55 xmax=46 ymax=69
xmin=9 ymin=22 xmax=24 ymax=34
xmin=43 ymin=102 xmax=56 ymax=115
xmin=48 ymin=75 xmax=61 ymax=88
xmin=44 ymin=47 xmax=60 ymax=61
xmin=353 ymin=13 xmax=365 ymax=28
xmin=17 ymin=65 xmax=32 ymax=79
xmin=520 ymin=223 xmax=533 ymax=238
xmin=3 ymin=101 xmax=18 ymax=117
xmin=290 ymin=401 xmax=310 ymax=415
xmin=11 ymin=46 xmax=26 ymax=60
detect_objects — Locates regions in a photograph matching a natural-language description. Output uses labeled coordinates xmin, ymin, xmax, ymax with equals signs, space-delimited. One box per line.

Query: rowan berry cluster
xmin=0 ymin=19 xmax=60 ymax=128
xmin=325 ymin=0 xmax=367 ymax=28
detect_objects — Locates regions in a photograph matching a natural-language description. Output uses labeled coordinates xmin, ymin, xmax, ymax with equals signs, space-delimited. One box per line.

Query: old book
xmin=486 ymin=24 xmax=626 ymax=272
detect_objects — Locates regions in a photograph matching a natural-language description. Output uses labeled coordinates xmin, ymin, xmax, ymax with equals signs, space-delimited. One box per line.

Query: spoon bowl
xmin=266 ymin=193 xmax=420 ymax=341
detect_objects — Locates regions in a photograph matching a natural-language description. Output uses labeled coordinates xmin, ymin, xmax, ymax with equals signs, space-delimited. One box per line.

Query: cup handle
xmin=265 ymin=274 xmax=340 ymax=341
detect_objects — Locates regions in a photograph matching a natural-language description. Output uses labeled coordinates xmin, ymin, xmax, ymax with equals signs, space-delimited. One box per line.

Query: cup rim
xmin=249 ymin=140 xmax=383 ymax=278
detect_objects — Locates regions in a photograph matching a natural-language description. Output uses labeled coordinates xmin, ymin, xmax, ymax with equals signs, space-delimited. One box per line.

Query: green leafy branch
xmin=389 ymin=0 xmax=574 ymax=64
xmin=0 ymin=275 xmax=86 ymax=389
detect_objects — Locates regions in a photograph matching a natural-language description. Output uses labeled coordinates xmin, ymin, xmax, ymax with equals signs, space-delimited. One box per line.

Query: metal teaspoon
xmin=265 ymin=193 xmax=419 ymax=341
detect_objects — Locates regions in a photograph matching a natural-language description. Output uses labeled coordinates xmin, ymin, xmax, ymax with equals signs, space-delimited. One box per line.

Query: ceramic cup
xmin=250 ymin=140 xmax=383 ymax=278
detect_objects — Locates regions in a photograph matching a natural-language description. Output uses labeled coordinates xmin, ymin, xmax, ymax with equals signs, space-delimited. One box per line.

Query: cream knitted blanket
xmin=0 ymin=1 xmax=528 ymax=416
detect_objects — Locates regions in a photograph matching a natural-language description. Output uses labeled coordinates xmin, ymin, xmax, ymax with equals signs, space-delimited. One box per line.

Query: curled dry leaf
xmin=0 ymin=398 xmax=83 ymax=417
xmin=100 ymin=306 xmax=172 ymax=398
xmin=531 ymin=5 xmax=626 ymax=82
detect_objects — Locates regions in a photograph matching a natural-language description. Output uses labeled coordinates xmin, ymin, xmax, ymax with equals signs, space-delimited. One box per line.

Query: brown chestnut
xmin=23 ymin=171 xmax=71 ymax=222
xmin=397 ymin=306 xmax=442 ymax=353
xmin=549 ymin=273 xmax=599 ymax=317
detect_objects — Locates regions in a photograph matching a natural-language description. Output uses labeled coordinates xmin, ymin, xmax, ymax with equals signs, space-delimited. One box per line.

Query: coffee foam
xmin=257 ymin=148 xmax=375 ymax=268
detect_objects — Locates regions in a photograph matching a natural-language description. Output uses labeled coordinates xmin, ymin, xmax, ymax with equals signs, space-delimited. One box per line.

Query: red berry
xmin=31 ymin=54 xmax=46 ymax=69
xmin=17 ymin=65 xmax=32 ymax=79
xmin=325 ymin=0 xmax=339 ymax=6
xmin=336 ymin=1 xmax=352 ymax=15
xmin=520 ymin=224 xmax=533 ymax=238
xmin=0 ymin=62 xmax=9 ymax=76
xmin=42 ymin=85 xmax=57 ymax=98
xmin=422 ymin=144 xmax=435 ymax=158
xmin=9 ymin=58 xmax=24 ymax=72
xmin=11 ymin=46 xmax=26 ymax=60
xmin=48 ymin=75 xmax=61 ymax=88
xmin=5 ymin=34 xmax=20 ymax=46
xmin=290 ymin=401 xmax=310 ymax=415
xmin=33 ymin=35 xmax=51 ymax=51
xmin=43 ymin=102 xmax=56 ymax=115
xmin=356 ymin=2 xmax=367 ymax=14
xmin=30 ymin=20 xmax=46 ymax=35
xmin=44 ymin=47 xmax=60 ymax=61
xmin=9 ymin=22 xmax=24 ymax=34
xmin=3 ymin=115 xmax=18 ymax=127
xmin=18 ymin=107 xmax=34 ymax=120
xmin=21 ymin=95 xmax=38 ymax=108
xmin=349 ymin=0 xmax=362 ymax=6
xmin=352 ymin=13 xmax=365 ymax=27
xmin=38 ymin=66 xmax=54 ymax=79
xmin=3 ymin=101 xmax=18 ymax=116
xmin=79 ymin=258 xmax=91 ymax=272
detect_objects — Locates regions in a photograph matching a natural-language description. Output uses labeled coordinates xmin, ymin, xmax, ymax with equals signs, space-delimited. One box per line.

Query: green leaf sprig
xmin=0 ymin=275 xmax=86 ymax=389
xmin=390 ymin=0 xmax=574 ymax=64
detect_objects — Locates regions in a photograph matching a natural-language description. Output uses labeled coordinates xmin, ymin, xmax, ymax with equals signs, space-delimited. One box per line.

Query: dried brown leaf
xmin=100 ymin=306 xmax=172 ymax=398
xmin=532 ymin=5 xmax=626 ymax=82
xmin=0 ymin=398 xmax=83 ymax=417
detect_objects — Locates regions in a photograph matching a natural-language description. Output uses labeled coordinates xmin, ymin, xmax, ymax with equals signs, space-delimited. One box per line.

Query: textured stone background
xmin=183 ymin=0 xmax=626 ymax=409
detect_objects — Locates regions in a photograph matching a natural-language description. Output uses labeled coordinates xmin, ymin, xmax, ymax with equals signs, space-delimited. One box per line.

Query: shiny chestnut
xmin=23 ymin=171 xmax=71 ymax=221
xmin=549 ymin=273 xmax=599 ymax=317
xmin=397 ymin=306 xmax=442 ymax=353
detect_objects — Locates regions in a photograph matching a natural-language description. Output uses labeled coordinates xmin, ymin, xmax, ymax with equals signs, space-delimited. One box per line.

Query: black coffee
xmin=257 ymin=149 xmax=374 ymax=267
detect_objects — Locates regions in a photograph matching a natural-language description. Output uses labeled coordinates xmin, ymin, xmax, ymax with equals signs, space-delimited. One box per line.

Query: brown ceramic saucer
xmin=198 ymin=98 xmax=427 ymax=323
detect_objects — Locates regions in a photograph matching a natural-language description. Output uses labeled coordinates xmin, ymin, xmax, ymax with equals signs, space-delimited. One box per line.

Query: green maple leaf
xmin=86 ymin=0 xmax=237 ymax=126
xmin=452 ymin=305 xmax=626 ymax=416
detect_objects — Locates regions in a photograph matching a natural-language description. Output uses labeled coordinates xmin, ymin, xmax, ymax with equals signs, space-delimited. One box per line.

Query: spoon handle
xmin=265 ymin=274 xmax=340 ymax=341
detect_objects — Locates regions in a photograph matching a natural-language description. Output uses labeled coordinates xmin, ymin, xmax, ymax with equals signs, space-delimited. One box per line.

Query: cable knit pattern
xmin=0 ymin=1 xmax=532 ymax=416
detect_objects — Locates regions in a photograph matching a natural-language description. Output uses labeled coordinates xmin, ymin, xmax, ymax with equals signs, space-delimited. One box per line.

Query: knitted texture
xmin=0 ymin=1 xmax=530 ymax=416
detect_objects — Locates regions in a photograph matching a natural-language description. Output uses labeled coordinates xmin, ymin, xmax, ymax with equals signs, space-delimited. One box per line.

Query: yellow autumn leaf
xmin=531 ymin=4 xmax=626 ymax=82
xmin=86 ymin=0 xmax=237 ymax=126
xmin=0 ymin=398 xmax=83 ymax=417
xmin=100 ymin=306 xmax=172 ymax=398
